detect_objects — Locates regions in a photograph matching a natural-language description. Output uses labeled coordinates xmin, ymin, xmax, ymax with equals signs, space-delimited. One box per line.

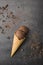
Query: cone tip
xmin=10 ymin=52 xmax=13 ymax=57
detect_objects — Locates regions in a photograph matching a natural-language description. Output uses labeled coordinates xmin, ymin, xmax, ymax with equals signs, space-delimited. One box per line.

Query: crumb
xmin=9 ymin=21 xmax=11 ymax=22
xmin=0 ymin=26 xmax=2 ymax=29
xmin=2 ymin=20 xmax=6 ymax=22
xmin=2 ymin=15 xmax=5 ymax=17
xmin=24 ymin=20 xmax=26 ymax=21
xmin=29 ymin=55 xmax=31 ymax=58
xmin=18 ymin=6 xmax=20 ymax=8
xmin=0 ymin=10 xmax=3 ymax=14
xmin=10 ymin=12 xmax=13 ymax=15
xmin=12 ymin=15 xmax=16 ymax=19
xmin=31 ymin=43 xmax=40 ymax=50
xmin=7 ymin=12 xmax=13 ymax=18
xmin=7 ymin=15 xmax=10 ymax=18
xmin=5 ymin=24 xmax=11 ymax=28
xmin=39 ymin=54 xmax=42 ymax=58
xmin=5 ymin=4 xmax=8 ymax=9
xmin=7 ymin=36 xmax=10 ymax=39
xmin=9 ymin=12 xmax=16 ymax=19
xmin=1 ymin=29 xmax=5 ymax=34
xmin=2 ymin=4 xmax=8 ymax=10
xmin=42 ymin=48 xmax=43 ymax=52
xmin=12 ymin=20 xmax=15 ymax=24
xmin=0 ymin=7 xmax=2 ymax=9
xmin=13 ymin=22 xmax=15 ymax=24
xmin=21 ymin=49 xmax=24 ymax=52
xmin=40 ymin=48 xmax=43 ymax=56
xmin=40 ymin=51 xmax=42 ymax=54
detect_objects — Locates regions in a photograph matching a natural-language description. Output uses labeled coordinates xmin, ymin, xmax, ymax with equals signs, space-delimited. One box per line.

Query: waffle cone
xmin=11 ymin=33 xmax=25 ymax=57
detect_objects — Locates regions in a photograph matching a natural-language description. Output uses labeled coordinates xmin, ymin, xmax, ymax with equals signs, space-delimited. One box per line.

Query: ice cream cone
xmin=11 ymin=33 xmax=25 ymax=57
xmin=11 ymin=26 xmax=29 ymax=57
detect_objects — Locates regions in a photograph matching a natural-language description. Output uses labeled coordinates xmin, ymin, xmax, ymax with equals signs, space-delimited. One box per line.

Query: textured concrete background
xmin=0 ymin=0 xmax=43 ymax=65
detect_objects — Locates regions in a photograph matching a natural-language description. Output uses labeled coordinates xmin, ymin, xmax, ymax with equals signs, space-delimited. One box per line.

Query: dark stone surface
xmin=0 ymin=0 xmax=43 ymax=65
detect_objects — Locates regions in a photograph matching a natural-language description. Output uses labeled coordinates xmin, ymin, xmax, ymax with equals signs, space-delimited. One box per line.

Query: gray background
xmin=0 ymin=0 xmax=43 ymax=65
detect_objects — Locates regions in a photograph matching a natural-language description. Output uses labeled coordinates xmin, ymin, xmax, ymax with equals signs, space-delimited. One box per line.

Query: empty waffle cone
xmin=11 ymin=26 xmax=29 ymax=57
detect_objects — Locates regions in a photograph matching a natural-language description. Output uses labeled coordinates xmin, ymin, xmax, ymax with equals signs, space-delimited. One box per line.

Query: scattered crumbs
xmin=0 ymin=4 xmax=24 ymax=36
xmin=7 ymin=11 xmax=16 ymax=19
xmin=31 ymin=42 xmax=40 ymax=50
xmin=30 ymin=41 xmax=43 ymax=57
xmin=2 ymin=4 xmax=8 ymax=10
xmin=6 ymin=12 xmax=13 ymax=18
xmin=2 ymin=20 xmax=6 ymax=22
xmin=28 ymin=32 xmax=43 ymax=58
xmin=7 ymin=36 xmax=10 ymax=39
xmin=30 ymin=32 xmax=42 ymax=56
